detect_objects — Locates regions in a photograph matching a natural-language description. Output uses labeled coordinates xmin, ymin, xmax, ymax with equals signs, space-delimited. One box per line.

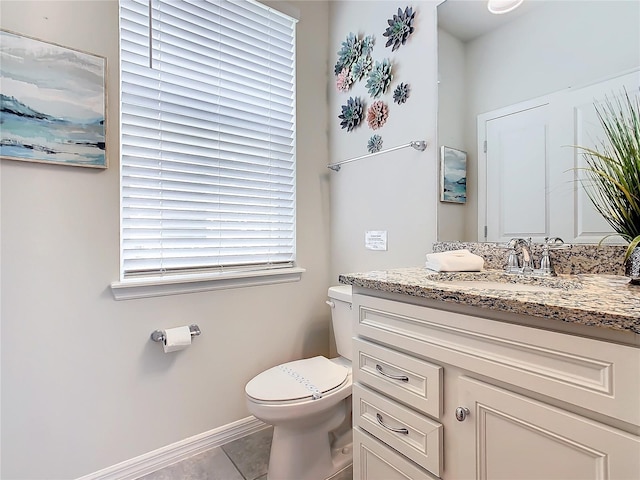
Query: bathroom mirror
xmin=436 ymin=0 xmax=640 ymax=243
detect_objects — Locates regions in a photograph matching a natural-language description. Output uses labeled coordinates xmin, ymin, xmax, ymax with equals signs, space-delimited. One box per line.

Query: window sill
xmin=110 ymin=267 xmax=306 ymax=300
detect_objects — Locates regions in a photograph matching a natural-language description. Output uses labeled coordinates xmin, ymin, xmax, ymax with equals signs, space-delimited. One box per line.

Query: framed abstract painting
xmin=0 ymin=30 xmax=107 ymax=168
xmin=440 ymin=146 xmax=467 ymax=203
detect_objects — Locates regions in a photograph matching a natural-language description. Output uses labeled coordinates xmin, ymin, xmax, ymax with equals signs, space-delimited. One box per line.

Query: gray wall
xmin=436 ymin=27 xmax=466 ymax=242
xmin=329 ymin=1 xmax=440 ymax=279
xmin=0 ymin=1 xmax=332 ymax=478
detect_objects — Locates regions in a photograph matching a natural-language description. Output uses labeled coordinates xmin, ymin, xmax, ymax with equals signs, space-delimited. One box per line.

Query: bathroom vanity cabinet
xmin=350 ymin=291 xmax=640 ymax=480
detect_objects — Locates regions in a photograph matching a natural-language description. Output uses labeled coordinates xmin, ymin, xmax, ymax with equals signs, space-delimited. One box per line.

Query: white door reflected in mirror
xmin=478 ymin=70 xmax=638 ymax=244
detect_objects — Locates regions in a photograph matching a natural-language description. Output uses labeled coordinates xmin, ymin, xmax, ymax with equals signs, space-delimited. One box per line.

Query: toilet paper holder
xmin=150 ymin=324 xmax=201 ymax=343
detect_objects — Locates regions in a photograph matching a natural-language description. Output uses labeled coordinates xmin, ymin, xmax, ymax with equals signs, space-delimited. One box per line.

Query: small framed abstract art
xmin=440 ymin=146 xmax=467 ymax=203
xmin=0 ymin=30 xmax=107 ymax=168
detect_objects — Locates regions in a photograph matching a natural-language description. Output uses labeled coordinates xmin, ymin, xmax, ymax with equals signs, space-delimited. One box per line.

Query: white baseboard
xmin=77 ymin=416 xmax=268 ymax=480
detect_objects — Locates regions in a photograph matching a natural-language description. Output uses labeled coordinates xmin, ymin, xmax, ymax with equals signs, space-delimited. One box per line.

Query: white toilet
xmin=245 ymin=285 xmax=353 ymax=480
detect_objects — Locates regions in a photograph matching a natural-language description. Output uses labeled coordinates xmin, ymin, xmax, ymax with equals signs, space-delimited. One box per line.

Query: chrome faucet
xmin=505 ymin=237 xmax=534 ymax=274
xmin=536 ymin=237 xmax=566 ymax=276
xmin=503 ymin=237 xmax=566 ymax=276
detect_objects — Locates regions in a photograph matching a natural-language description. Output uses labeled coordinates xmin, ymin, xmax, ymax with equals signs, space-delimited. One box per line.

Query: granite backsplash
xmin=433 ymin=242 xmax=627 ymax=276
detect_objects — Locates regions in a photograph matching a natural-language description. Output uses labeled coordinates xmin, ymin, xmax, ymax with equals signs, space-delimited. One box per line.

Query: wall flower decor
xmin=393 ymin=82 xmax=410 ymax=104
xmin=367 ymin=134 xmax=383 ymax=153
xmin=366 ymin=59 xmax=393 ymax=98
xmin=339 ymin=96 xmax=364 ymax=132
xmin=367 ymin=101 xmax=389 ymax=130
xmin=336 ymin=68 xmax=353 ymax=92
xmin=334 ymin=32 xmax=362 ymax=76
xmin=361 ymin=35 xmax=375 ymax=56
xmin=383 ymin=6 xmax=416 ymax=52
xmin=350 ymin=55 xmax=372 ymax=83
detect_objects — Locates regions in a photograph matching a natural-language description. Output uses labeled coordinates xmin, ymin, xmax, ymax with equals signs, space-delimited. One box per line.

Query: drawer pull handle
xmin=376 ymin=364 xmax=409 ymax=382
xmin=376 ymin=413 xmax=409 ymax=435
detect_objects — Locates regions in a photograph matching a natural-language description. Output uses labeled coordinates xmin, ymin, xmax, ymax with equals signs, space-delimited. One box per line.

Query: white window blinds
xmin=119 ymin=0 xmax=296 ymax=279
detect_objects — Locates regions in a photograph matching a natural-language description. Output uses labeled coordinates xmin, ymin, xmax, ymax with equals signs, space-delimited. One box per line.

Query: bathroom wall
xmin=329 ymin=1 xmax=440 ymax=279
xmin=436 ymin=27 xmax=466 ymax=242
xmin=0 ymin=1 xmax=332 ymax=478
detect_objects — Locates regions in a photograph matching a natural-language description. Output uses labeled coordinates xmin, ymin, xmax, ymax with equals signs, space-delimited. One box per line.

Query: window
xmin=117 ymin=0 xmax=297 ymax=294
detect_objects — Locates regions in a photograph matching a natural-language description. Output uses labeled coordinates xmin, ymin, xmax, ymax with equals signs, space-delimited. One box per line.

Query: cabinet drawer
xmin=354 ymin=293 xmax=640 ymax=426
xmin=353 ymin=427 xmax=439 ymax=480
xmin=354 ymin=337 xmax=443 ymax=419
xmin=353 ymin=384 xmax=443 ymax=477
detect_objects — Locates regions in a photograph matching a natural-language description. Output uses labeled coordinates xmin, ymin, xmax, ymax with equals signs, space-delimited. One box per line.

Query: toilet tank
xmin=328 ymin=285 xmax=353 ymax=361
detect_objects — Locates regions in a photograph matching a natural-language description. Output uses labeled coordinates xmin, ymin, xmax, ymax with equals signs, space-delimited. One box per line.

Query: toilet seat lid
xmin=246 ymin=356 xmax=349 ymax=402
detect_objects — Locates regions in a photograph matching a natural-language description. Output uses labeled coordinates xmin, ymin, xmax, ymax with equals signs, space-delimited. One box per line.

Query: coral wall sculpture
xmin=350 ymin=55 xmax=373 ymax=83
xmin=336 ymin=67 xmax=353 ymax=92
xmin=367 ymin=100 xmax=389 ymax=130
xmin=366 ymin=59 xmax=393 ymax=98
xmin=338 ymin=96 xmax=365 ymax=132
xmin=333 ymin=5 xmax=419 ymax=153
xmin=334 ymin=33 xmax=378 ymax=93
xmin=383 ymin=6 xmax=415 ymax=52
xmin=334 ymin=32 xmax=362 ymax=76
xmin=393 ymin=82 xmax=410 ymax=104
xmin=367 ymin=134 xmax=383 ymax=153
xmin=361 ymin=35 xmax=375 ymax=56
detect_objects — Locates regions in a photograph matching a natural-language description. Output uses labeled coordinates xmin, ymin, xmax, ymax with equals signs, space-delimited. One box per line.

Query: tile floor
xmin=137 ymin=427 xmax=353 ymax=480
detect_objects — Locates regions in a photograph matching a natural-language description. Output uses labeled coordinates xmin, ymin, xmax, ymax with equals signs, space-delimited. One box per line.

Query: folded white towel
xmin=425 ymin=249 xmax=484 ymax=272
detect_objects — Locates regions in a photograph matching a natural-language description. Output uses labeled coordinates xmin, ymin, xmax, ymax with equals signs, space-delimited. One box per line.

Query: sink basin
xmin=443 ymin=280 xmax=558 ymax=293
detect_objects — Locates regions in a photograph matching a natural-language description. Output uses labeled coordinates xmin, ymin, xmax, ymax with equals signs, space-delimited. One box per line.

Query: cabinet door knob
xmin=455 ymin=406 xmax=470 ymax=422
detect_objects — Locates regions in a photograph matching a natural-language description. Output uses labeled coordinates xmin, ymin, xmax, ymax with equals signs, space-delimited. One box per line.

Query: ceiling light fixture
xmin=487 ymin=0 xmax=524 ymax=15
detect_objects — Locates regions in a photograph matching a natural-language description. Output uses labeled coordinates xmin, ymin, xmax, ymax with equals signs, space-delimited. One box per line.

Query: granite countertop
xmin=339 ymin=267 xmax=640 ymax=336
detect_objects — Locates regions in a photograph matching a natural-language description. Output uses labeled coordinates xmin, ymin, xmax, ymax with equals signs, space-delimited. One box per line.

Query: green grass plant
xmin=578 ymin=89 xmax=640 ymax=261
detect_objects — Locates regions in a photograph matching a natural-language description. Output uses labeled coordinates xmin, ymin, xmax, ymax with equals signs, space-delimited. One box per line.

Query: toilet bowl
xmin=245 ymin=286 xmax=353 ymax=480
